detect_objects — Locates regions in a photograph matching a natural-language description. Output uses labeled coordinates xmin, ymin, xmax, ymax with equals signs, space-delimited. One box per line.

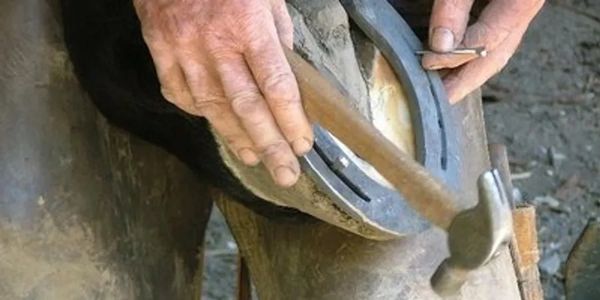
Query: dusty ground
xmin=201 ymin=1 xmax=600 ymax=299
xmin=484 ymin=0 xmax=600 ymax=299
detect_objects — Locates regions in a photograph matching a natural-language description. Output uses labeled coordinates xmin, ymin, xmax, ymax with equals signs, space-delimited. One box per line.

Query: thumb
xmin=428 ymin=0 xmax=474 ymax=52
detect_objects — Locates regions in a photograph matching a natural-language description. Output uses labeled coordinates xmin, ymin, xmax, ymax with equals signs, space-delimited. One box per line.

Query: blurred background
xmin=201 ymin=1 xmax=600 ymax=299
xmin=483 ymin=0 xmax=599 ymax=298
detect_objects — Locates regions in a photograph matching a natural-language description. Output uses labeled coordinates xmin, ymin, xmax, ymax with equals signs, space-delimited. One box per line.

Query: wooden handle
xmin=285 ymin=48 xmax=459 ymax=229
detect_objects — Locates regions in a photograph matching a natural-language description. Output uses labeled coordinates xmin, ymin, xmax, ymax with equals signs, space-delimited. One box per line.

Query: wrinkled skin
xmin=423 ymin=0 xmax=545 ymax=102
xmin=133 ymin=0 xmax=313 ymax=187
xmin=134 ymin=0 xmax=544 ymax=187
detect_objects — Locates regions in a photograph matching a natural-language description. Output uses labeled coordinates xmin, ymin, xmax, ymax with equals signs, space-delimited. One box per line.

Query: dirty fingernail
xmin=238 ymin=148 xmax=259 ymax=166
xmin=292 ymin=138 xmax=313 ymax=156
xmin=274 ymin=166 xmax=298 ymax=187
xmin=431 ymin=27 xmax=455 ymax=53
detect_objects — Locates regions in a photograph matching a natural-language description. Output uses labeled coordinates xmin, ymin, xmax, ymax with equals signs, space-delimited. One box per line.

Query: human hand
xmin=422 ymin=0 xmax=544 ymax=103
xmin=134 ymin=0 xmax=312 ymax=187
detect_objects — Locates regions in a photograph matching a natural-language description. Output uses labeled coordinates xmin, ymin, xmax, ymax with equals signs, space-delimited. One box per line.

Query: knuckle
xmin=205 ymin=38 xmax=238 ymax=61
xmin=481 ymin=20 xmax=509 ymax=41
xmin=245 ymin=33 xmax=271 ymax=53
xmin=235 ymin=5 xmax=268 ymax=31
xmin=161 ymin=7 xmax=202 ymax=43
xmin=231 ymin=8 xmax=272 ymax=44
xmin=262 ymin=73 xmax=299 ymax=107
xmin=171 ymin=23 xmax=196 ymax=43
xmin=465 ymin=23 xmax=487 ymax=46
xmin=230 ymin=90 xmax=263 ymax=117
xmin=193 ymin=97 xmax=228 ymax=118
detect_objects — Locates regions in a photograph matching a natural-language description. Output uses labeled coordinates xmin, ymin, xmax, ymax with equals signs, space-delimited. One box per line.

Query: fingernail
xmin=430 ymin=27 xmax=455 ymax=53
xmin=292 ymin=138 xmax=313 ymax=155
xmin=274 ymin=166 xmax=298 ymax=187
xmin=237 ymin=148 xmax=259 ymax=166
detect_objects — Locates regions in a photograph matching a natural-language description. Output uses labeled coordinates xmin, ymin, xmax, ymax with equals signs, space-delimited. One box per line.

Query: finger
xmin=243 ymin=18 xmax=313 ymax=157
xmin=212 ymin=50 xmax=300 ymax=187
xmin=179 ymin=59 xmax=259 ymax=166
xmin=269 ymin=0 xmax=294 ymax=49
xmin=443 ymin=21 xmax=527 ymax=103
xmin=461 ymin=0 xmax=544 ymax=52
xmin=424 ymin=0 xmax=544 ymax=72
xmin=145 ymin=39 xmax=196 ymax=112
xmin=428 ymin=0 xmax=474 ymax=52
xmin=422 ymin=51 xmax=480 ymax=70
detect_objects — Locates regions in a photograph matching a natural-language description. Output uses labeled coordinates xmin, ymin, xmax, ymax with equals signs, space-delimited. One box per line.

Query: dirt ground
xmin=201 ymin=1 xmax=600 ymax=299
xmin=484 ymin=0 xmax=600 ymax=299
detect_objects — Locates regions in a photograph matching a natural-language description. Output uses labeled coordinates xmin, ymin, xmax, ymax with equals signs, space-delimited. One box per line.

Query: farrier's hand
xmin=134 ymin=0 xmax=313 ymax=187
xmin=422 ymin=0 xmax=544 ymax=103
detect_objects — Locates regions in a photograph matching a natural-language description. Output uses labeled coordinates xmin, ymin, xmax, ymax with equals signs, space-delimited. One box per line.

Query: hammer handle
xmin=285 ymin=48 xmax=459 ymax=229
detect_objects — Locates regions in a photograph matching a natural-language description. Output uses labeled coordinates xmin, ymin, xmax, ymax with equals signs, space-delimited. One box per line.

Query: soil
xmin=202 ymin=1 xmax=600 ymax=299
xmin=483 ymin=1 xmax=600 ymax=299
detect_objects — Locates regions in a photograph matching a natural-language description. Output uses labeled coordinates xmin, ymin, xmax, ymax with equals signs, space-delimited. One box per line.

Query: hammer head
xmin=431 ymin=169 xmax=513 ymax=296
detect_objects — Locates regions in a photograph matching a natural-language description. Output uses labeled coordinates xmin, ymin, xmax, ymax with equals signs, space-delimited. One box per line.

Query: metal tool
xmin=284 ymin=0 xmax=513 ymax=296
xmin=285 ymin=44 xmax=513 ymax=296
xmin=298 ymin=0 xmax=458 ymax=238
xmin=431 ymin=169 xmax=513 ymax=296
xmin=416 ymin=47 xmax=488 ymax=57
xmin=286 ymin=47 xmax=458 ymax=229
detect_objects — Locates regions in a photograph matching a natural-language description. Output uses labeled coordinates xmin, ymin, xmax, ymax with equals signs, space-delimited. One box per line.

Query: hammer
xmin=284 ymin=48 xmax=513 ymax=296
